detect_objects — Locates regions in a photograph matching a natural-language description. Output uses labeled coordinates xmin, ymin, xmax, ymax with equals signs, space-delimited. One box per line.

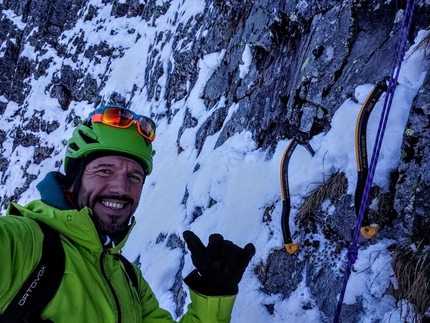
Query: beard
xmin=90 ymin=211 xmax=132 ymax=237
xmin=76 ymin=188 xmax=135 ymax=237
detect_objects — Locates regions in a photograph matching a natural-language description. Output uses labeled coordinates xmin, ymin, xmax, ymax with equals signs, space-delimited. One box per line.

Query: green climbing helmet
xmin=65 ymin=105 xmax=155 ymax=175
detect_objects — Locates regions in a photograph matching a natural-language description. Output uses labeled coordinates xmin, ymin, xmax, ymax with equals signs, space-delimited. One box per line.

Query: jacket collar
xmin=36 ymin=171 xmax=75 ymax=210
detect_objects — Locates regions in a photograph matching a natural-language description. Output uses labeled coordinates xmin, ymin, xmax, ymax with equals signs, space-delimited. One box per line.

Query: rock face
xmin=395 ymin=70 xmax=430 ymax=244
xmin=1 ymin=0 xmax=429 ymax=321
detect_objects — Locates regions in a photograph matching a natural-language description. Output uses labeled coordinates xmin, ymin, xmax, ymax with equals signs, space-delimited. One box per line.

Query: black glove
xmin=183 ymin=230 xmax=255 ymax=296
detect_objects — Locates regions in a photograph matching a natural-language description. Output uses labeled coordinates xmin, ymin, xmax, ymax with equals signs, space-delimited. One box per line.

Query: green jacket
xmin=0 ymin=172 xmax=236 ymax=322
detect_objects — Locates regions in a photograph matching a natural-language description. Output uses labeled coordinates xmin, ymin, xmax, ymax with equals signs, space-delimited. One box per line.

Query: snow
xmin=1 ymin=2 xmax=429 ymax=322
xmin=1 ymin=9 xmax=26 ymax=30
xmin=186 ymin=50 xmax=226 ymax=120
xmin=239 ymin=44 xmax=252 ymax=78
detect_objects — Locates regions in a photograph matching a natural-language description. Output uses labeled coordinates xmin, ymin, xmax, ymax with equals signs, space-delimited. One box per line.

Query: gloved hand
xmin=183 ymin=230 xmax=255 ymax=296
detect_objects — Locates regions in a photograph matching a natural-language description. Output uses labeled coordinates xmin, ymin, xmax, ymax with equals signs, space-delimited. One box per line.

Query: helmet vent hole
xmin=79 ymin=130 xmax=99 ymax=144
xmin=69 ymin=143 xmax=79 ymax=151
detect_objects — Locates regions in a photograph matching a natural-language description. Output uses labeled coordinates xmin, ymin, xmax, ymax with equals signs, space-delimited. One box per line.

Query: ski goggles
xmin=88 ymin=106 xmax=156 ymax=142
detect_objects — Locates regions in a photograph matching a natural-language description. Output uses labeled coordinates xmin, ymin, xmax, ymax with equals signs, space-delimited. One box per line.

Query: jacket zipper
xmin=100 ymin=249 xmax=122 ymax=323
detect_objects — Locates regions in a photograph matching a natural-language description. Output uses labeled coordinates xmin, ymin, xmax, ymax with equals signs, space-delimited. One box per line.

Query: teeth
xmin=102 ymin=201 xmax=125 ymax=210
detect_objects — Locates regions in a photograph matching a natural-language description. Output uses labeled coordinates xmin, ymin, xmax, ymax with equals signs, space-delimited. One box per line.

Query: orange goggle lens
xmin=90 ymin=107 xmax=156 ymax=142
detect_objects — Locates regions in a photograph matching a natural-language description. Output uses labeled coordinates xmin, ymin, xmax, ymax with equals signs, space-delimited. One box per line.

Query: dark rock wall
xmin=396 ymin=69 xmax=430 ymax=243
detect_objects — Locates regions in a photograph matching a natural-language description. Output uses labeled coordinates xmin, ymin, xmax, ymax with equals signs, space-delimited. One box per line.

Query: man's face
xmin=75 ymin=155 xmax=145 ymax=236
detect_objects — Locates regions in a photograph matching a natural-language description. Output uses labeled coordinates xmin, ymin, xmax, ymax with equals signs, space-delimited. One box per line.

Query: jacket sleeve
xmin=136 ymin=268 xmax=236 ymax=323
xmin=178 ymin=289 xmax=236 ymax=323
xmin=0 ymin=215 xmax=43 ymax=313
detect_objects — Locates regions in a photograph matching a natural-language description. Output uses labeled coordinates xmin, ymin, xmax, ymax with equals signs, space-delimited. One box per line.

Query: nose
xmin=107 ymin=174 xmax=129 ymax=195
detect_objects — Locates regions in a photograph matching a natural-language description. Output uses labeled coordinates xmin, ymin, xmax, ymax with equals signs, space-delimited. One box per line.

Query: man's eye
xmin=129 ymin=174 xmax=142 ymax=182
xmin=97 ymin=169 xmax=112 ymax=174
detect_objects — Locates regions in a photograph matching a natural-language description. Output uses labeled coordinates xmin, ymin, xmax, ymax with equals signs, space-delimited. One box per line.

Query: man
xmin=0 ymin=105 xmax=255 ymax=322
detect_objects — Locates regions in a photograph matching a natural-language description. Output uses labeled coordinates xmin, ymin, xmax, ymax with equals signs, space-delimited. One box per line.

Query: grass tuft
xmin=391 ymin=239 xmax=430 ymax=322
xmin=411 ymin=31 xmax=430 ymax=56
xmin=296 ymin=172 xmax=347 ymax=227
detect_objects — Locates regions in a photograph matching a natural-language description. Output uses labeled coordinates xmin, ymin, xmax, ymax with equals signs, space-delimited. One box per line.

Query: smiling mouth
xmin=101 ymin=200 xmax=126 ymax=210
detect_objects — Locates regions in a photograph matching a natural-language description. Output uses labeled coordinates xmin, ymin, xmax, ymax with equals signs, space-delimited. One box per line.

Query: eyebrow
xmin=92 ymin=163 xmax=146 ymax=177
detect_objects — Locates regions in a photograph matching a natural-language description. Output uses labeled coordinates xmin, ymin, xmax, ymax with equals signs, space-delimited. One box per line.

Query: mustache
xmin=96 ymin=195 xmax=135 ymax=205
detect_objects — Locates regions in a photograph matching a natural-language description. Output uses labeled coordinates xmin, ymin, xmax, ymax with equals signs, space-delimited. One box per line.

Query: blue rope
xmin=333 ymin=1 xmax=415 ymax=322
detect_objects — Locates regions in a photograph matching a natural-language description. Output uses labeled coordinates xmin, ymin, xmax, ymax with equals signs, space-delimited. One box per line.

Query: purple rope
xmin=333 ymin=1 xmax=415 ymax=322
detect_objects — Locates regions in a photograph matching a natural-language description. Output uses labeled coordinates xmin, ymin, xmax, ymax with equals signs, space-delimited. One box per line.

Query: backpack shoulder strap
xmin=116 ymin=254 xmax=139 ymax=293
xmin=0 ymin=221 xmax=65 ymax=323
